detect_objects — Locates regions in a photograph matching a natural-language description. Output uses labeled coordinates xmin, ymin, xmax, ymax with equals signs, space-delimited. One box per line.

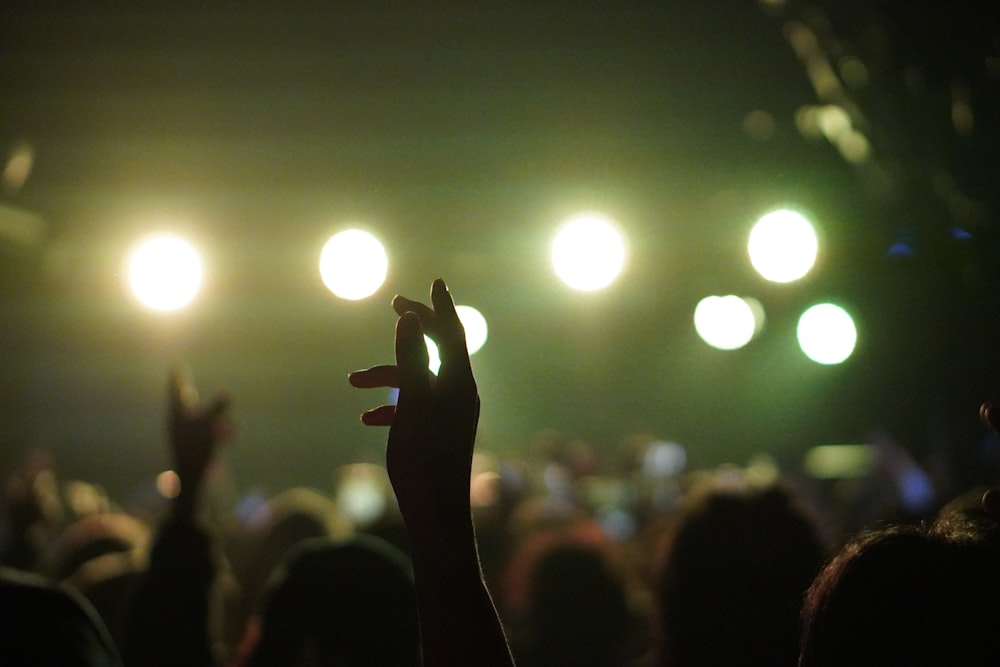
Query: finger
xmin=348 ymin=365 xmax=401 ymax=389
xmin=361 ymin=404 xmax=396 ymax=426
xmin=395 ymin=311 xmax=432 ymax=397
xmin=430 ymin=278 xmax=471 ymax=375
xmin=430 ymin=278 xmax=465 ymax=346
xmin=392 ymin=295 xmax=436 ymax=325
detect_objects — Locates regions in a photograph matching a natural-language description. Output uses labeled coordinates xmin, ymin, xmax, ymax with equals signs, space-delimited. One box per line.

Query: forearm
xmin=404 ymin=512 xmax=514 ymax=667
xmin=123 ymin=515 xmax=219 ymax=667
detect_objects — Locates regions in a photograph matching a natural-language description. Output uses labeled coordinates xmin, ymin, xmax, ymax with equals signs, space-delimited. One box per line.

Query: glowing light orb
xmin=128 ymin=234 xmax=203 ymax=311
xmin=337 ymin=475 xmax=386 ymax=526
xmin=797 ymin=303 xmax=857 ymax=364
xmin=424 ymin=304 xmax=488 ymax=374
xmin=803 ymin=444 xmax=875 ymax=479
xmin=455 ymin=305 xmax=488 ymax=355
xmin=470 ymin=471 xmax=501 ymax=508
xmin=642 ymin=441 xmax=687 ymax=478
xmin=425 ymin=336 xmax=442 ymax=375
xmin=693 ymin=295 xmax=757 ymax=350
xmin=551 ymin=213 xmax=626 ymax=291
xmin=748 ymin=210 xmax=818 ymax=283
xmin=744 ymin=296 xmax=768 ymax=336
xmin=817 ymin=105 xmax=851 ymax=140
xmin=156 ymin=470 xmax=181 ymax=499
xmin=319 ymin=229 xmax=388 ymax=300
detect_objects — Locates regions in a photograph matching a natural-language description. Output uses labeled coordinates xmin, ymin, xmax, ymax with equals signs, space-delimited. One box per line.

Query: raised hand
xmin=348 ymin=278 xmax=514 ymax=667
xmin=348 ymin=278 xmax=479 ymax=525
xmin=123 ymin=369 xmax=230 ymax=667
xmin=167 ymin=367 xmax=230 ymax=515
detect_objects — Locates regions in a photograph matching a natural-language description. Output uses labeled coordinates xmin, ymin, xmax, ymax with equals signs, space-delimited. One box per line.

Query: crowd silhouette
xmin=2 ymin=278 xmax=999 ymax=666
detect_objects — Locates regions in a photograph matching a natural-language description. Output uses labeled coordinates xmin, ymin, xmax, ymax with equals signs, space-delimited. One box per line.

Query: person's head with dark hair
xmin=654 ymin=475 xmax=826 ymax=667
xmin=0 ymin=566 xmax=122 ymax=666
xmin=237 ymin=534 xmax=419 ymax=667
xmin=523 ymin=536 xmax=636 ymax=667
xmin=799 ymin=487 xmax=1000 ymax=666
xmin=33 ymin=512 xmax=150 ymax=650
xmin=929 ymin=486 xmax=1000 ymax=547
xmin=231 ymin=487 xmax=353 ymax=648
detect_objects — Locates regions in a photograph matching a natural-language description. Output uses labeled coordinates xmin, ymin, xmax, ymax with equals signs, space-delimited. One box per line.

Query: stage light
xmin=552 ymin=212 xmax=626 ymax=291
xmin=425 ymin=336 xmax=442 ymax=375
xmin=748 ymin=209 xmax=818 ymax=283
xmin=319 ymin=229 xmax=388 ymax=300
xmin=127 ymin=234 xmax=203 ymax=312
xmin=838 ymin=56 xmax=870 ymax=89
xmin=470 ymin=471 xmax=501 ymax=508
xmin=817 ymin=105 xmax=851 ymax=140
xmin=744 ymin=296 xmax=768 ymax=336
xmin=156 ymin=470 xmax=180 ymax=499
xmin=2 ymin=141 xmax=34 ymax=192
xmin=803 ymin=444 xmax=875 ymax=479
xmin=693 ymin=295 xmax=758 ymax=350
xmin=642 ymin=440 xmax=687 ymax=478
xmin=797 ymin=303 xmax=857 ymax=364
xmin=836 ymin=130 xmax=871 ymax=164
xmin=455 ymin=305 xmax=488 ymax=355
xmin=424 ymin=304 xmax=489 ymax=374
xmin=742 ymin=110 xmax=776 ymax=141
xmin=334 ymin=463 xmax=390 ymax=527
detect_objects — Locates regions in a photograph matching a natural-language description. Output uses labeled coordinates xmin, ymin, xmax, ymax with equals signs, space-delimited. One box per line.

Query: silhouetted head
xmin=800 ymin=487 xmax=1000 ymax=666
xmin=234 ymin=487 xmax=353 ymax=637
xmin=654 ymin=477 xmax=826 ymax=667
xmin=525 ymin=540 xmax=635 ymax=667
xmin=0 ymin=566 xmax=121 ymax=666
xmin=501 ymin=520 xmax=640 ymax=667
xmin=243 ymin=534 xmax=419 ymax=667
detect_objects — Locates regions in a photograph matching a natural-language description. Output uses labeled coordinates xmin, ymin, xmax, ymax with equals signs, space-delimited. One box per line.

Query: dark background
xmin=1 ymin=1 xmax=998 ymax=503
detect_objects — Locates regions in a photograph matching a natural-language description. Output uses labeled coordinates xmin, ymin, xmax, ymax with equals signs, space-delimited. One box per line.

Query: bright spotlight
xmin=319 ymin=229 xmax=388 ymax=300
xmin=455 ymin=305 xmax=488 ymax=355
xmin=693 ymin=295 xmax=757 ymax=350
xmin=743 ymin=296 xmax=768 ymax=336
xmin=156 ymin=470 xmax=181 ymax=499
xmin=127 ymin=234 xmax=203 ymax=312
xmin=642 ymin=440 xmax=687 ymax=478
xmin=425 ymin=336 xmax=442 ymax=375
xmin=797 ymin=303 xmax=857 ymax=364
xmin=333 ymin=463 xmax=392 ymax=527
xmin=424 ymin=304 xmax=488 ymax=374
xmin=552 ymin=213 xmax=626 ymax=291
xmin=803 ymin=444 xmax=875 ymax=479
xmin=748 ymin=210 xmax=818 ymax=283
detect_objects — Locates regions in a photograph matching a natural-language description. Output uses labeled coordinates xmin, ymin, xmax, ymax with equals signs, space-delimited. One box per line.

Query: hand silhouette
xmin=167 ymin=368 xmax=230 ymax=515
xmin=348 ymin=278 xmax=478 ymax=526
xmin=349 ymin=278 xmax=513 ymax=667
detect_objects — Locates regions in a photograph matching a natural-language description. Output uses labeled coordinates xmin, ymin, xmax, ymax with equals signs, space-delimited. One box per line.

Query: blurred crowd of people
xmin=2 ymin=280 xmax=1000 ymax=666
